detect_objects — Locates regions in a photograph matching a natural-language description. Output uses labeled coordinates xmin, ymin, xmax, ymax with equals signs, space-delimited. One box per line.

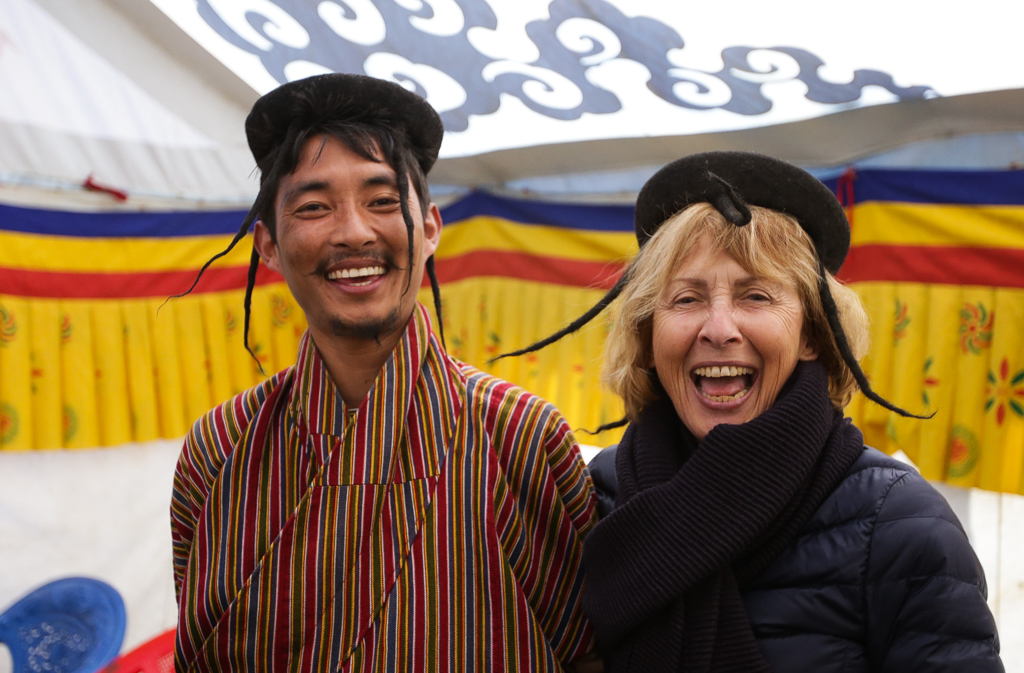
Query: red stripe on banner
xmin=429 ymin=250 xmax=626 ymax=289
xmin=838 ymin=245 xmax=1024 ymax=287
xmin=0 ymin=265 xmax=284 ymax=298
xmin=7 ymin=246 xmax=1023 ymax=298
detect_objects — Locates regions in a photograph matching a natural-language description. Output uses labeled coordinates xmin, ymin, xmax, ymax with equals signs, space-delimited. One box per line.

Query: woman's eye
xmin=746 ymin=292 xmax=771 ymax=302
xmin=675 ymin=296 xmax=698 ymax=306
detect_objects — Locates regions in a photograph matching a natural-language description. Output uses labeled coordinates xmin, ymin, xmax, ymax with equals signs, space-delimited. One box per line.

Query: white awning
xmin=150 ymin=0 xmax=1024 ymax=184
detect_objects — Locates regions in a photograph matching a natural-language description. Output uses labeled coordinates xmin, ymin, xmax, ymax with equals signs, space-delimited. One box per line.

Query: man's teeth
xmin=693 ymin=365 xmax=754 ymax=378
xmin=326 ymin=266 xmax=385 ymax=280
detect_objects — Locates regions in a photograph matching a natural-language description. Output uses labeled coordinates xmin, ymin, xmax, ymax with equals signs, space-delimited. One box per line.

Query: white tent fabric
xmin=499 ymin=131 xmax=1024 ymax=200
xmin=0 ymin=0 xmax=257 ymax=202
xmin=4 ymin=0 xmax=1024 ymax=202
xmin=152 ymin=0 xmax=1024 ymax=184
xmin=0 ymin=441 xmax=181 ymax=664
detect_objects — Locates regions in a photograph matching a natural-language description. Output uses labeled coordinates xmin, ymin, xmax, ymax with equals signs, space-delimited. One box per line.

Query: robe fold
xmin=171 ymin=305 xmax=598 ymax=672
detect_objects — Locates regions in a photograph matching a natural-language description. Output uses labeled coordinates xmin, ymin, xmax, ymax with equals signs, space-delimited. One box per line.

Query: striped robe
xmin=171 ymin=305 xmax=598 ymax=672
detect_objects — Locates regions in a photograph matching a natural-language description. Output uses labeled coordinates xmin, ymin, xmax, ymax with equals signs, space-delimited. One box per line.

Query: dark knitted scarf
xmin=582 ymin=361 xmax=865 ymax=672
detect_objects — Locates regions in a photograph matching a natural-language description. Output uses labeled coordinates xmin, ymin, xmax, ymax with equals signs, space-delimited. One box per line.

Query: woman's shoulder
xmin=588 ymin=445 xmax=619 ymax=519
xmin=587 ymin=444 xmax=928 ymax=521
xmin=809 ymin=446 xmax=965 ymax=537
xmin=589 ymin=444 xmax=970 ymax=548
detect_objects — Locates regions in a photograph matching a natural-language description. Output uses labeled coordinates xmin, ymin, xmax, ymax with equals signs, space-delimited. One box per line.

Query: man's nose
xmin=329 ymin=203 xmax=377 ymax=248
xmin=698 ymin=303 xmax=742 ymax=348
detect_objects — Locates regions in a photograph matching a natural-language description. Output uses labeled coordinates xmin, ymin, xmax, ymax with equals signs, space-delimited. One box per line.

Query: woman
xmin=553 ymin=153 xmax=1001 ymax=672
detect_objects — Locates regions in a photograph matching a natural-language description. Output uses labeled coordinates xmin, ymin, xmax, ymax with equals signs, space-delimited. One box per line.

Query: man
xmin=170 ymin=74 xmax=598 ymax=672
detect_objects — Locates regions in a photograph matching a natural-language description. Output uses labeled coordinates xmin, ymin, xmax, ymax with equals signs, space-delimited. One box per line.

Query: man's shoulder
xmin=456 ymin=361 xmax=566 ymax=430
xmin=184 ymin=367 xmax=293 ymax=458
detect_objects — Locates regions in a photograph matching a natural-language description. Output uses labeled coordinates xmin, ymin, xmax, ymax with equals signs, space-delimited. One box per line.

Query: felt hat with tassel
xmin=496 ymin=150 xmax=927 ymax=419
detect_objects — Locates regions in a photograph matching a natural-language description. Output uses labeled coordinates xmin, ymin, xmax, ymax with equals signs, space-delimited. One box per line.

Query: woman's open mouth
xmin=691 ymin=365 xmax=757 ymax=404
xmin=326 ymin=265 xmax=387 ymax=288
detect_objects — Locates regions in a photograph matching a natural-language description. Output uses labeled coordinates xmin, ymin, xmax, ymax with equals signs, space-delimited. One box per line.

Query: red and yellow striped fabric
xmin=826 ymin=170 xmax=1024 ymax=493
xmin=171 ymin=305 xmax=598 ymax=671
xmin=2 ymin=173 xmax=1024 ymax=495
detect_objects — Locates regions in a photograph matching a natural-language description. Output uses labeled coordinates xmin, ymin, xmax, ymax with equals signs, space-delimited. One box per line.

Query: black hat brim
xmin=635 ymin=151 xmax=850 ymax=274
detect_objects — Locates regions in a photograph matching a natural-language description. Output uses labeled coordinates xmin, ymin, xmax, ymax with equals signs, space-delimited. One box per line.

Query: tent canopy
xmin=4 ymin=0 xmax=1024 ymax=204
xmin=152 ymin=0 xmax=1024 ymax=183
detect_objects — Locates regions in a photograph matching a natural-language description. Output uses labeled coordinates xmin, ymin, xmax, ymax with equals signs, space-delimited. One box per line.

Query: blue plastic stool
xmin=0 ymin=577 xmax=126 ymax=673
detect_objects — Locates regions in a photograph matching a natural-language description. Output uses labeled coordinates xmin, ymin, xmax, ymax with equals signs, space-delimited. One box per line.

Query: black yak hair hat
xmin=496 ymin=151 xmax=926 ymax=419
xmin=174 ymin=74 xmax=447 ymax=365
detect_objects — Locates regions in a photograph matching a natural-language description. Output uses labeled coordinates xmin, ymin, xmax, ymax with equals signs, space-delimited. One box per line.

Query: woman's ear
xmin=798 ymin=333 xmax=818 ymax=362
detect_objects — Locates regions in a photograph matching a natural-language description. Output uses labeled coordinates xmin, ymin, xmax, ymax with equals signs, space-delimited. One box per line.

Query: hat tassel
xmin=817 ymin=262 xmax=931 ymax=419
xmin=490 ymin=266 xmax=632 ymax=363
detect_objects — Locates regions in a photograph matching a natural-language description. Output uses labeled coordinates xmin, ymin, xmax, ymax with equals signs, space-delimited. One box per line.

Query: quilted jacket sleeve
xmin=865 ymin=470 xmax=1003 ymax=672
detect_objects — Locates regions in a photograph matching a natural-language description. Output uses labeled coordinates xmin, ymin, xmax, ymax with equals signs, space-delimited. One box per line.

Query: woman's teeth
xmin=701 ymin=389 xmax=749 ymax=403
xmin=693 ymin=365 xmax=754 ymax=378
xmin=326 ymin=266 xmax=385 ymax=283
xmin=693 ymin=365 xmax=754 ymax=402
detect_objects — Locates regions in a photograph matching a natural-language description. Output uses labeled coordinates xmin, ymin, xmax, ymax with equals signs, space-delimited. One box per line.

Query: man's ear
xmin=253 ymin=221 xmax=281 ymax=274
xmin=421 ymin=203 xmax=442 ymax=259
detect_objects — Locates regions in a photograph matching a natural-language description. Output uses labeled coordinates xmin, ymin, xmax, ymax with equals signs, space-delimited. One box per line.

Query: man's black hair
xmin=174 ymin=120 xmax=444 ymax=371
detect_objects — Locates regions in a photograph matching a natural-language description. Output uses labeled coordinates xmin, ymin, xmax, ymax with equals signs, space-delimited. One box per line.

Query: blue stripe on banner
xmin=0 ymin=192 xmax=635 ymax=237
xmin=6 ymin=169 xmax=1023 ymax=239
xmin=820 ymin=169 xmax=1024 ymax=206
xmin=0 ymin=203 xmax=250 ymax=237
xmin=440 ymin=191 xmax=636 ymax=231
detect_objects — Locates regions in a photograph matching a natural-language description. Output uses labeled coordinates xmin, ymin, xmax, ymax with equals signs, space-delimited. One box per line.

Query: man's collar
xmin=289 ymin=304 xmax=437 ymax=438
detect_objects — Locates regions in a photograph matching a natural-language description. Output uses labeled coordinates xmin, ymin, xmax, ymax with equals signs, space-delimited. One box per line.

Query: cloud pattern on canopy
xmin=196 ymin=0 xmax=934 ymax=132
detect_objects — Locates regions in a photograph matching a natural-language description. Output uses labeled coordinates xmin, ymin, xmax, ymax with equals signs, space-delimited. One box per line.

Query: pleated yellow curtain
xmin=845 ymin=283 xmax=1024 ymax=493
xmin=2 ymin=181 xmax=1024 ymax=497
xmin=0 ymin=286 xmax=307 ymax=450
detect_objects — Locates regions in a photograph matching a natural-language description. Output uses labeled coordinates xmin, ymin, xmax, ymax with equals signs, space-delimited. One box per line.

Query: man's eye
xmin=370 ymin=197 xmax=399 ymax=207
xmin=297 ymin=203 xmax=325 ymax=213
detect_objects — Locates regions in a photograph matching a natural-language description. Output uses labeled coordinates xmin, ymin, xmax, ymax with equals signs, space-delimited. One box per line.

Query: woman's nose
xmin=698 ymin=305 xmax=742 ymax=348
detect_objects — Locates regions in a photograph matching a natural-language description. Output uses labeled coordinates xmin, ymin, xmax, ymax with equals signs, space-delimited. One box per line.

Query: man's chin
xmin=328 ymin=307 xmax=404 ymax=342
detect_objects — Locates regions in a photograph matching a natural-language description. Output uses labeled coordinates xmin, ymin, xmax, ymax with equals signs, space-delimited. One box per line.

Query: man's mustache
xmin=309 ymin=249 xmax=402 ymax=277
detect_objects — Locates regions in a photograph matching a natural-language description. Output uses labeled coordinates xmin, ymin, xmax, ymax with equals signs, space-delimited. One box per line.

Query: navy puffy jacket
xmin=587 ymin=446 xmax=1003 ymax=672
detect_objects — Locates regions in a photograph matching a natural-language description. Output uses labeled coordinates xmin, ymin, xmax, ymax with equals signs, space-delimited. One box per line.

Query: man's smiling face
xmin=254 ymin=134 xmax=441 ymax=345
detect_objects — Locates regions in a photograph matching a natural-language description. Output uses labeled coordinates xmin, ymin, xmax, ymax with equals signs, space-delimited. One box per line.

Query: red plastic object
xmin=82 ymin=174 xmax=129 ymax=202
xmin=102 ymin=628 xmax=175 ymax=673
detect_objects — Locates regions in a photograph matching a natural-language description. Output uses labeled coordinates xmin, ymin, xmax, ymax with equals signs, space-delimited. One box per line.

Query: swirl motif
xmin=959 ymin=302 xmax=994 ymax=355
xmin=318 ymin=0 xmax=386 ymax=46
xmin=205 ymin=0 xmax=310 ymax=50
xmin=555 ymin=18 xmax=620 ymax=66
xmin=0 ymin=403 xmax=17 ymax=445
xmin=947 ymin=425 xmax=979 ymax=479
xmin=395 ymin=0 xmax=466 ymax=37
xmin=271 ymin=294 xmax=292 ymax=327
xmin=364 ymin=52 xmax=468 ymax=112
xmin=0 ymin=305 xmax=15 ymax=346
xmin=985 ymin=357 xmax=1024 ymax=426
xmin=60 ymin=313 xmax=73 ymax=344
xmin=195 ymin=0 xmax=934 ymax=132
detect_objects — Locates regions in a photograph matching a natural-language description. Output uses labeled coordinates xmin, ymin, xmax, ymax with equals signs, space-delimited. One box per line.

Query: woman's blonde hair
xmin=603 ymin=202 xmax=869 ymax=420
